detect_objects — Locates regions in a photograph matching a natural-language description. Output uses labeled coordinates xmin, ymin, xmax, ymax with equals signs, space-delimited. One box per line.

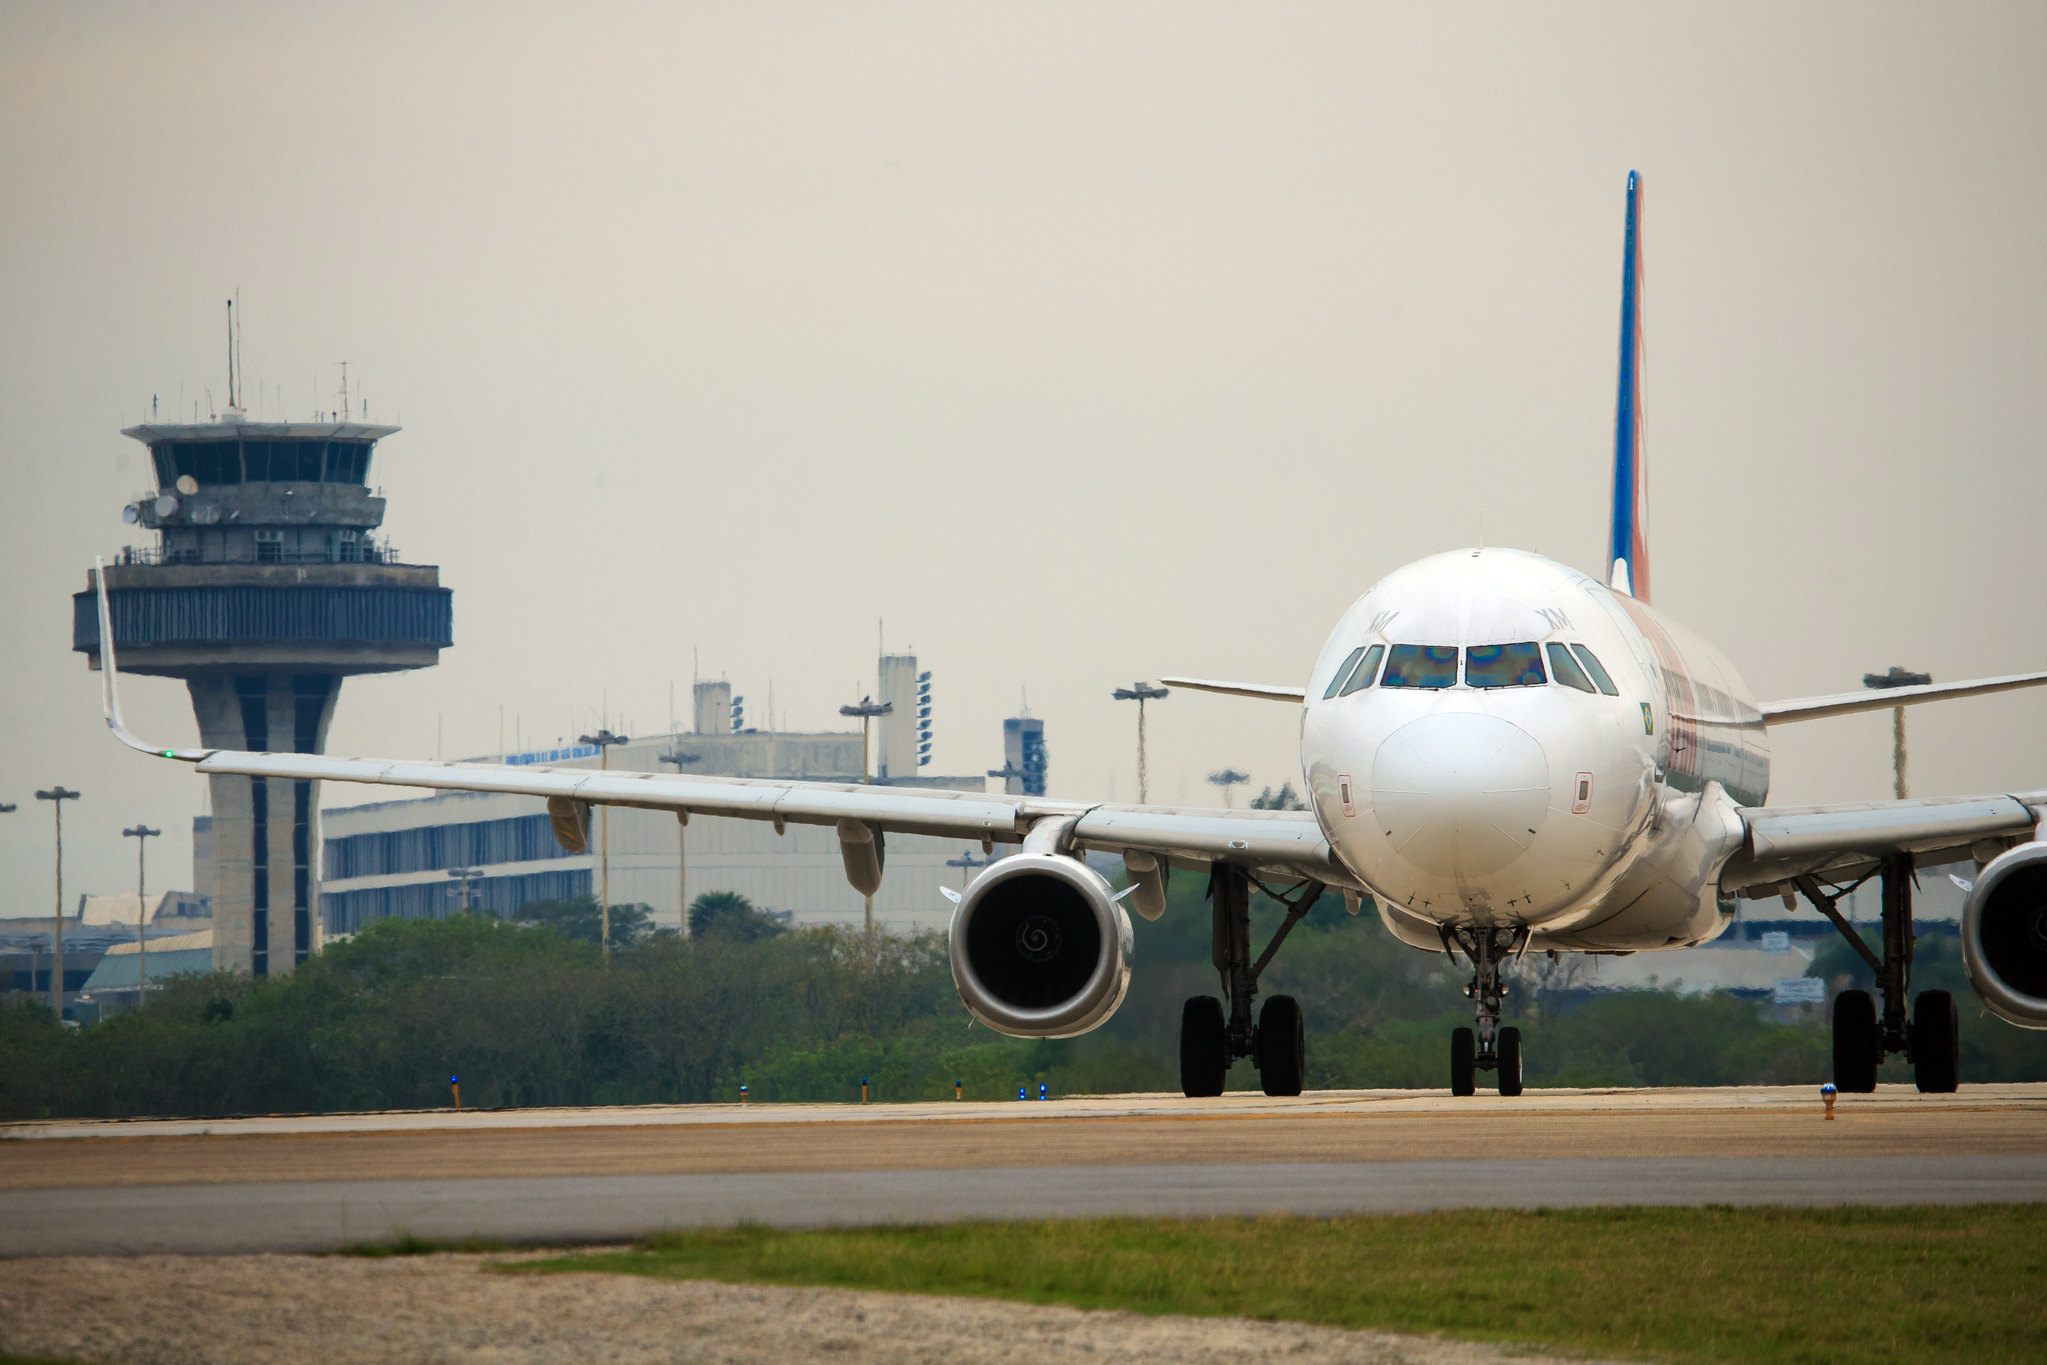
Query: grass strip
xmin=336 ymin=1232 xmax=516 ymax=1258
xmin=515 ymin=1205 xmax=2047 ymax=1365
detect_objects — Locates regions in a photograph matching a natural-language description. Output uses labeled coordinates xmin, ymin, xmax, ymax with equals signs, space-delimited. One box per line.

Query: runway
xmin=5 ymin=1085 xmax=2043 ymax=1256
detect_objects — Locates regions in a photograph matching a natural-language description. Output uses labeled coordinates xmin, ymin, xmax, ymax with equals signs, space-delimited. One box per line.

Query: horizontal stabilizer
xmin=1159 ymin=677 xmax=1308 ymax=704
xmin=1760 ymin=671 xmax=2047 ymax=724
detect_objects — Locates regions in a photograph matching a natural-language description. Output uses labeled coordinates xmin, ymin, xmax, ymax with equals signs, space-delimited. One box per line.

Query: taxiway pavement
xmin=5 ymin=1085 xmax=2042 ymax=1256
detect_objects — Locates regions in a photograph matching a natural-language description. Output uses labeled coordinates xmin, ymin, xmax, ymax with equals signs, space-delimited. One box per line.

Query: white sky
xmin=3 ymin=1 xmax=2045 ymax=905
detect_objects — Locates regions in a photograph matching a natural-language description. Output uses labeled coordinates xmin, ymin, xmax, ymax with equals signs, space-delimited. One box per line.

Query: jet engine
xmin=1962 ymin=841 xmax=2047 ymax=1028
xmin=947 ymin=852 xmax=1132 ymax=1038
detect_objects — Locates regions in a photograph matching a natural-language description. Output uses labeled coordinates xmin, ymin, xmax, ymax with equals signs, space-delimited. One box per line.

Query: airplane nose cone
xmin=1371 ymin=713 xmax=1551 ymax=879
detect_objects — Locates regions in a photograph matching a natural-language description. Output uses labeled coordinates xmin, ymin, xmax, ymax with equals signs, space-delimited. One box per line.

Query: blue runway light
xmin=1018 ymin=1085 xmax=1026 ymax=1100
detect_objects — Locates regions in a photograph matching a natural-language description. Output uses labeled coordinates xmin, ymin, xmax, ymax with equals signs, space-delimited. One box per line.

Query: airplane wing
xmin=1760 ymin=671 xmax=2047 ymax=724
xmin=89 ymin=562 xmax=1347 ymax=889
xmin=1159 ymin=677 xmax=1308 ymax=703
xmin=1721 ymin=790 xmax=2047 ymax=892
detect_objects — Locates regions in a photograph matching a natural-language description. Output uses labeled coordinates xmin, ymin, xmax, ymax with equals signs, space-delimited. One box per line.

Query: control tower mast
xmin=73 ymin=366 xmax=451 ymax=977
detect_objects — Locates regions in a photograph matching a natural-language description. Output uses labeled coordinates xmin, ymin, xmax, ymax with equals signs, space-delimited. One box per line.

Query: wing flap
xmin=1760 ymin=671 xmax=2047 ymax=724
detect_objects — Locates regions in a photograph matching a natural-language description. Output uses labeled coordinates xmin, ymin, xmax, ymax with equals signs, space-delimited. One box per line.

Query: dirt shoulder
xmin=0 ymin=1251 xmax=1624 ymax=1364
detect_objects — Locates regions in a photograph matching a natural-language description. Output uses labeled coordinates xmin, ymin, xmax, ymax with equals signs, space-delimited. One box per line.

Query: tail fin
xmin=1607 ymin=170 xmax=1649 ymax=602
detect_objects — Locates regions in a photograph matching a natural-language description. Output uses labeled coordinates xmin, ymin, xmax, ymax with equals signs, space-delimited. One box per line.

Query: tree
xmin=517 ymin=895 xmax=655 ymax=950
xmin=688 ymin=891 xmax=787 ymax=942
xmin=1250 ymin=782 xmax=1308 ymax=811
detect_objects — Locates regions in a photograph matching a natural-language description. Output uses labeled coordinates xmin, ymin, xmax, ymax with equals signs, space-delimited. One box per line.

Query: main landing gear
xmin=1443 ymin=925 xmax=1527 ymax=1096
xmin=1180 ymin=864 xmax=1324 ymax=1098
xmin=1794 ymin=855 xmax=1959 ymax=1093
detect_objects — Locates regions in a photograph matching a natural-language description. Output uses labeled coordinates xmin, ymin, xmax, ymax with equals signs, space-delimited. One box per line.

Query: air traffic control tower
xmin=74 ymin=401 xmax=451 ymax=977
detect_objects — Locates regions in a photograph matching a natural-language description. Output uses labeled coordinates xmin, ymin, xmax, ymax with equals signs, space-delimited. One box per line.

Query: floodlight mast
xmin=659 ymin=750 xmax=701 ymax=924
xmin=1206 ymin=768 xmax=1251 ymax=808
xmin=1862 ymin=667 xmax=1933 ymax=799
xmin=1111 ymin=683 xmax=1169 ymax=804
xmin=836 ymin=697 xmax=893 ymax=932
xmin=35 ymin=787 xmax=82 ymax=1016
xmin=576 ymin=729 xmax=630 ymax=963
xmin=123 ymin=824 xmax=161 ymax=996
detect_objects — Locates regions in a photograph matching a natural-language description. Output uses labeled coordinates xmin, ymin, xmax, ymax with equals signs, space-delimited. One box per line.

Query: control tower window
xmin=1466 ymin=642 xmax=1547 ymax=688
xmin=1381 ymin=644 xmax=1460 ymax=689
xmin=1323 ymin=647 xmax=1367 ymax=699
xmin=1570 ymin=644 xmax=1621 ymax=696
xmin=254 ymin=529 xmax=284 ymax=564
xmin=1339 ymin=644 xmax=1385 ymax=696
xmin=1547 ymin=642 xmax=1598 ymax=693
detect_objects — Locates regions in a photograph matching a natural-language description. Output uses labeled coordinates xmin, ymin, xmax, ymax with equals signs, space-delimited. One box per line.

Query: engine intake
xmin=1962 ymin=841 xmax=2047 ymax=1029
xmin=948 ymin=852 xmax=1132 ymax=1038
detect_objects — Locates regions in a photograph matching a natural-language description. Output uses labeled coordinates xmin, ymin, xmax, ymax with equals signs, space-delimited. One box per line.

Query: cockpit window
xmin=1465 ymin=642 xmax=1547 ymax=689
xmin=1322 ymin=647 xmax=1367 ymax=700
xmin=1546 ymin=642 xmax=1597 ymax=693
xmin=1570 ymin=644 xmax=1621 ymax=696
xmin=1380 ymin=644 xmax=1460 ymax=689
xmin=1338 ymin=644 xmax=1385 ymax=696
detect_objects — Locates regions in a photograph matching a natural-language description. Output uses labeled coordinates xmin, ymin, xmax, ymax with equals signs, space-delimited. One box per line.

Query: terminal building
xmin=317 ymin=671 xmax=998 ymax=937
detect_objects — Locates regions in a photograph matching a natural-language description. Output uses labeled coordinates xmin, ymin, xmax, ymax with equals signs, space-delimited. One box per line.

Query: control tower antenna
xmin=338 ymin=361 xmax=350 ymax=423
xmin=225 ymin=299 xmax=235 ymax=410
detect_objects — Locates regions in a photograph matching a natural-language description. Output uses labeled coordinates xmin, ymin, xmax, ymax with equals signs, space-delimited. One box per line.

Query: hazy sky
xmin=4 ymin=2 xmax=2045 ymax=905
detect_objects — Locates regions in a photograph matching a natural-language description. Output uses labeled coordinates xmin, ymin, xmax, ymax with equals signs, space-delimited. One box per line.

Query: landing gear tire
xmin=1913 ymin=990 xmax=1960 ymax=1094
xmin=1450 ymin=1027 xmax=1476 ymax=1097
xmin=1180 ymin=996 xmax=1229 ymax=1098
xmin=1833 ymin=988 xmax=1880 ymax=1093
xmin=1497 ymin=1026 xmax=1524 ymax=1097
xmin=1255 ymin=995 xmax=1306 ymax=1097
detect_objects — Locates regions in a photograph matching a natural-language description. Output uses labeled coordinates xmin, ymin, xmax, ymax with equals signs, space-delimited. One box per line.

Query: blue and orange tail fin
xmin=1607 ymin=170 xmax=1649 ymax=602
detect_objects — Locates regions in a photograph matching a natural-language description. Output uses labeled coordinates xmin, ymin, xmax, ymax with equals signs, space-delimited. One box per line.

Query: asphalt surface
xmin=5 ymin=1155 xmax=2046 ymax=1256
xmin=7 ymin=1085 xmax=2044 ymax=1256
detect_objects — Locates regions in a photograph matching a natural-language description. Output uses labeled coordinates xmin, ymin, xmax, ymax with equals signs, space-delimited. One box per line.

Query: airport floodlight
xmin=1862 ymin=667 xmax=1932 ymax=799
xmin=838 ymin=697 xmax=893 ymax=785
xmin=446 ymin=866 xmax=485 ymax=914
xmin=123 ymin=824 xmax=162 ymax=995
xmin=0 ymin=803 xmax=16 ymax=813
xmin=1206 ymin=768 xmax=1251 ymax=808
xmin=35 ymin=787 xmax=81 ymax=1016
xmin=575 ymin=730 xmax=631 ymax=963
xmin=945 ymin=847 xmax=990 ymax=889
xmin=659 ymin=750 xmax=702 ymax=769
xmin=1111 ymin=683 xmax=1169 ymax=804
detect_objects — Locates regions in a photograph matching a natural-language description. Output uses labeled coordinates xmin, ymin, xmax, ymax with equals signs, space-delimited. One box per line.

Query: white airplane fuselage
xmin=1300 ymin=548 xmax=1770 ymax=954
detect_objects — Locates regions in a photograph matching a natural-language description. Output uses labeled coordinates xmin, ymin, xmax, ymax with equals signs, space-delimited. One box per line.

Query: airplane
xmin=91 ymin=172 xmax=2047 ymax=1099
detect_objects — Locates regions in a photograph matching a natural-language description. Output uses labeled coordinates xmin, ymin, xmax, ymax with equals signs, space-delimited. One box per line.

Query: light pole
xmin=1206 ymin=768 xmax=1250 ymax=808
xmin=576 ymin=729 xmax=630 ymax=963
xmin=837 ymin=697 xmax=892 ymax=931
xmin=945 ymin=848 xmax=989 ymax=891
xmin=1862 ymin=667 xmax=1932 ymax=800
xmin=35 ymin=788 xmax=81 ymax=1017
xmin=447 ymin=867 xmax=484 ymax=914
xmin=659 ymin=749 xmax=701 ymax=931
xmin=123 ymin=824 xmax=161 ymax=1000
xmin=838 ymin=697 xmax=892 ymax=784
xmin=1112 ymin=683 xmax=1169 ymax=804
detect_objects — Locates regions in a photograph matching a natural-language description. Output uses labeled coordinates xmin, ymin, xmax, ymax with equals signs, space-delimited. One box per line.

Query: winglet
xmin=94 ymin=556 xmax=209 ymax=762
xmin=1608 ymin=170 xmax=1649 ymax=603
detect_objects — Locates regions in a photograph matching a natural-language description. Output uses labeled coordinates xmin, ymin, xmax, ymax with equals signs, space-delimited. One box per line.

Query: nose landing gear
xmin=1443 ymin=925 xmax=1528 ymax=1096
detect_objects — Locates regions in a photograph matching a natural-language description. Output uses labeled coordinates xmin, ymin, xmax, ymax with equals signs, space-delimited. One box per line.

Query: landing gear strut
xmin=1178 ymin=864 xmax=1323 ymax=1098
xmin=1442 ymin=925 xmax=1527 ymax=1096
xmin=1794 ymin=855 xmax=1959 ymax=1093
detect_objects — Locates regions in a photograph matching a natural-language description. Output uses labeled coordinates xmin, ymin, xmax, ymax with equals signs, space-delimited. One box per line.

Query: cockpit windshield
xmin=1570 ymin=644 xmax=1621 ymax=696
xmin=1338 ymin=644 xmax=1384 ymax=696
xmin=1546 ymin=643 xmax=1597 ymax=692
xmin=1465 ymin=642 xmax=1546 ymax=689
xmin=1380 ymin=644 xmax=1460 ymax=689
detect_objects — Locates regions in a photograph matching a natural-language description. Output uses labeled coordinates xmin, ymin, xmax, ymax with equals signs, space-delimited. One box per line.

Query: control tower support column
xmin=75 ymin=416 xmax=451 ymax=977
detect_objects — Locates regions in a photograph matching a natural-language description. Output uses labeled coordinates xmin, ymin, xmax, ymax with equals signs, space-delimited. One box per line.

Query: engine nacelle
xmin=947 ymin=852 xmax=1132 ymax=1038
xmin=1962 ymin=841 xmax=2047 ymax=1029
